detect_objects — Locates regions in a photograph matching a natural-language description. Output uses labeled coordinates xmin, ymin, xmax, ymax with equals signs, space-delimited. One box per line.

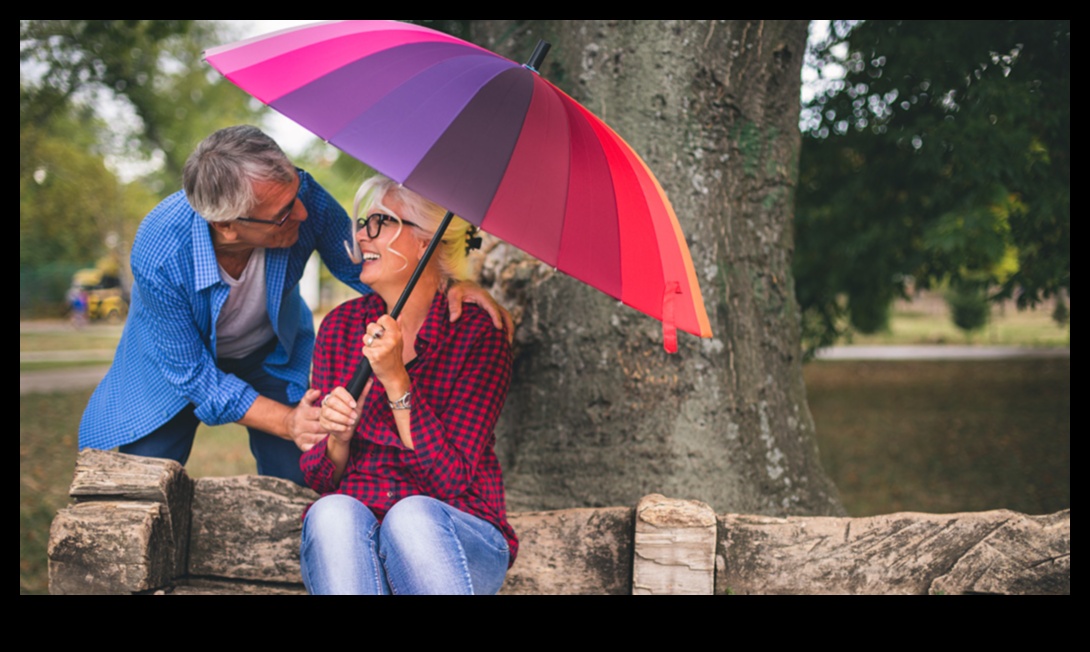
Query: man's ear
xmin=209 ymin=220 xmax=238 ymax=244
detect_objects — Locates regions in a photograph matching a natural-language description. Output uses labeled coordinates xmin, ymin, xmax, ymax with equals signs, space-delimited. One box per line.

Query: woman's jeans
xmin=119 ymin=338 xmax=304 ymax=485
xmin=300 ymin=494 xmax=510 ymax=595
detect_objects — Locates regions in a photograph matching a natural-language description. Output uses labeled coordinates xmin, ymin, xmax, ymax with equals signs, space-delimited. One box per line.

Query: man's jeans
xmin=119 ymin=338 xmax=304 ymax=485
xmin=300 ymin=494 xmax=510 ymax=595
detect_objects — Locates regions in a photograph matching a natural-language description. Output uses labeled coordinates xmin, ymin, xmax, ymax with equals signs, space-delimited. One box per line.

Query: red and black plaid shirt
xmin=301 ymin=291 xmax=517 ymax=565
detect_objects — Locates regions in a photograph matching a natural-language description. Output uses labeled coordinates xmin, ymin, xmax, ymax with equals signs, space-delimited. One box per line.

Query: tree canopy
xmin=20 ymin=20 xmax=262 ymax=192
xmin=20 ymin=21 xmax=270 ymax=314
xmin=795 ymin=20 xmax=1069 ymax=350
xmin=20 ymin=100 xmax=150 ymax=270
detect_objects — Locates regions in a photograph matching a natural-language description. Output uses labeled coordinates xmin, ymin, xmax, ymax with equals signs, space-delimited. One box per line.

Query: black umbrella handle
xmin=345 ymin=210 xmax=456 ymax=399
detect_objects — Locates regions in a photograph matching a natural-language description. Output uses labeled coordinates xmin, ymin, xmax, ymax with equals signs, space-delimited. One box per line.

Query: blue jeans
xmin=119 ymin=338 xmax=304 ymax=485
xmin=300 ymin=494 xmax=510 ymax=595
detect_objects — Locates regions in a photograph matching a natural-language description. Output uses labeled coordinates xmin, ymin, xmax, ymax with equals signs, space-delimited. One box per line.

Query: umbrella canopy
xmin=205 ymin=20 xmax=712 ymax=350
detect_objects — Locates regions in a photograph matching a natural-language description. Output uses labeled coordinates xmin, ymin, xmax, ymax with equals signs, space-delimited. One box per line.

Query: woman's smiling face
xmin=356 ymin=193 xmax=426 ymax=294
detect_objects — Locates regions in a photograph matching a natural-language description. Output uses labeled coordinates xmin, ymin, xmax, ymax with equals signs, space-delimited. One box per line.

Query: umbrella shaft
xmin=346 ymin=210 xmax=455 ymax=399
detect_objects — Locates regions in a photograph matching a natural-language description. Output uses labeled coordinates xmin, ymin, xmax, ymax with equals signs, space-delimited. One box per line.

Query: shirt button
xmin=386 ymin=491 xmax=393 ymax=498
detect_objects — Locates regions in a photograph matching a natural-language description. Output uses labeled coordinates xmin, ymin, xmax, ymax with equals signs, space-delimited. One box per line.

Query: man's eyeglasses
xmin=357 ymin=213 xmax=417 ymax=239
xmin=236 ymin=196 xmax=297 ymax=227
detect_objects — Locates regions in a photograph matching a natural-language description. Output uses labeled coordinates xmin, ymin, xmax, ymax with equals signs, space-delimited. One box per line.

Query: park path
xmin=20 ymin=319 xmax=118 ymax=396
xmin=20 ymin=320 xmax=1070 ymax=395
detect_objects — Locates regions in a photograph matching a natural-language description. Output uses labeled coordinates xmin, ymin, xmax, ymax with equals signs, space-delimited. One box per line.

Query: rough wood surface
xmin=633 ymin=494 xmax=717 ymax=595
xmin=500 ymin=506 xmax=634 ymax=595
xmin=930 ymin=509 xmax=1070 ymax=595
xmin=188 ymin=475 xmax=318 ymax=584
xmin=164 ymin=578 xmax=307 ymax=595
xmin=70 ymin=448 xmax=188 ymax=502
xmin=68 ymin=448 xmax=192 ymax=577
xmin=47 ymin=452 xmax=1069 ymax=595
xmin=48 ymin=501 xmax=172 ymax=595
xmin=716 ymin=509 xmax=1071 ymax=595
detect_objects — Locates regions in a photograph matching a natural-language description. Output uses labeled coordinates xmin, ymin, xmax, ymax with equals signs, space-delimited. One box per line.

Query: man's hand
xmin=447 ymin=281 xmax=515 ymax=343
xmin=285 ymin=389 xmax=326 ymax=452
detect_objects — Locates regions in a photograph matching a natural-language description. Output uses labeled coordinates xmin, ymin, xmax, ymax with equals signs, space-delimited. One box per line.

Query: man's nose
xmin=291 ymin=196 xmax=307 ymax=222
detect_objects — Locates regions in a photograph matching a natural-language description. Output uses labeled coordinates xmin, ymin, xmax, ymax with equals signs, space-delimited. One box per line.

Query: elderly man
xmin=79 ymin=125 xmax=508 ymax=485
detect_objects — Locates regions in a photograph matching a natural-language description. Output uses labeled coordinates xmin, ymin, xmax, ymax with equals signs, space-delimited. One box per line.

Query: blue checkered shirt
xmin=79 ymin=169 xmax=370 ymax=451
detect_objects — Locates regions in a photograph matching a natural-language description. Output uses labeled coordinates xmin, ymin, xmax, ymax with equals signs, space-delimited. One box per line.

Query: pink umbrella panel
xmin=205 ymin=20 xmax=712 ymax=349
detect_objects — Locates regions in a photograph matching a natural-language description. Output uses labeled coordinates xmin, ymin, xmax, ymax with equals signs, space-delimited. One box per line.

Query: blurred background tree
xmin=19 ymin=20 xmax=263 ymax=315
xmin=20 ymin=20 xmax=262 ymax=192
xmin=795 ymin=20 xmax=1070 ymax=353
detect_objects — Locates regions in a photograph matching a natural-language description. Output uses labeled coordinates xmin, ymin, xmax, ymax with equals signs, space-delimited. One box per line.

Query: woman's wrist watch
xmin=388 ymin=391 xmax=411 ymax=411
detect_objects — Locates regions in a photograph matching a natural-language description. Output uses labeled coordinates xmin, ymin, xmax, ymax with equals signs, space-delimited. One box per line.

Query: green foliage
xmin=296 ymin=141 xmax=377 ymax=214
xmin=20 ymin=20 xmax=262 ymax=193
xmin=20 ymin=104 xmax=155 ymax=268
xmin=795 ymin=21 xmax=1070 ymax=353
xmin=20 ymin=113 xmax=116 ymax=269
xmin=20 ymin=20 xmax=269 ymax=313
xmin=1051 ymin=296 xmax=1069 ymax=326
xmin=945 ymin=282 xmax=990 ymax=334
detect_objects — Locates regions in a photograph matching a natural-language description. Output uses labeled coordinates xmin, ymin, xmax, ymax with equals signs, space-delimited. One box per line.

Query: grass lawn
xmin=19 ymin=323 xmax=125 ymax=352
xmin=805 ymin=358 xmax=1070 ymax=517
xmin=847 ymin=293 xmax=1070 ymax=347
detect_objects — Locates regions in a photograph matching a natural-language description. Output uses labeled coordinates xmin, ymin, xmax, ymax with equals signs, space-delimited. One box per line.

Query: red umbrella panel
xmin=205 ymin=20 xmax=712 ymax=350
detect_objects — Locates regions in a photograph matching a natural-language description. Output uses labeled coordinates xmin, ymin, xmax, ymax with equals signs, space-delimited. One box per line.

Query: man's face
xmin=231 ymin=172 xmax=307 ymax=249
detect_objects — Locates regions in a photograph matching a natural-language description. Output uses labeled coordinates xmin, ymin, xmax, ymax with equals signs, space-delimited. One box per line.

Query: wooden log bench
xmin=48 ymin=449 xmax=1070 ymax=595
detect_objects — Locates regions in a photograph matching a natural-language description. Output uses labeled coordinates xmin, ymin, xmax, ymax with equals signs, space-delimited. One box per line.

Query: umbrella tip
xmin=523 ymin=40 xmax=551 ymax=73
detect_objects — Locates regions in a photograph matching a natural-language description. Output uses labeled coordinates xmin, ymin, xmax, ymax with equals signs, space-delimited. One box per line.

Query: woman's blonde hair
xmin=344 ymin=174 xmax=476 ymax=284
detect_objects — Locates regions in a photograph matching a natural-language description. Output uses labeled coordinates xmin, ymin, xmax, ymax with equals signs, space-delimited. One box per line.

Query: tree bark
xmin=468 ymin=20 xmax=844 ymax=516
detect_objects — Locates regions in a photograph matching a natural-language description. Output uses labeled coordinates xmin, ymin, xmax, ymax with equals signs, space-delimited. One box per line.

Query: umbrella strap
xmin=663 ymin=281 xmax=680 ymax=354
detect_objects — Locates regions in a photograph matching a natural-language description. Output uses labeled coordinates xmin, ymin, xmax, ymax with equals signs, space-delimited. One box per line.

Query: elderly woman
xmin=299 ymin=174 xmax=516 ymax=595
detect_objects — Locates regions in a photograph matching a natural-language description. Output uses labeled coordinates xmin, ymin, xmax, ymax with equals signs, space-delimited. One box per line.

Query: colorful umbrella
xmin=205 ymin=20 xmax=712 ymax=368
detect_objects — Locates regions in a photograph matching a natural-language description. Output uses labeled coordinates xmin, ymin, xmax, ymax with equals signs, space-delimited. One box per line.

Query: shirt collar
xmin=414 ymin=290 xmax=451 ymax=355
xmin=192 ymin=209 xmax=222 ymax=291
xmin=296 ymin=167 xmax=312 ymax=192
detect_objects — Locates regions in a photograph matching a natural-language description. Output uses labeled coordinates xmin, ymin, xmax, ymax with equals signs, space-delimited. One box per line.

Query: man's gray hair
xmin=183 ymin=125 xmax=296 ymax=222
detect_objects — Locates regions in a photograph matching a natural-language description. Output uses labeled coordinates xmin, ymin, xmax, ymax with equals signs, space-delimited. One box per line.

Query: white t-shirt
xmin=216 ymin=248 xmax=276 ymax=359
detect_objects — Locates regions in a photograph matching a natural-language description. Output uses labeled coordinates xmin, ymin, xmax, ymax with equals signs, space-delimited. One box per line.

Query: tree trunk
xmin=469 ymin=20 xmax=844 ymax=516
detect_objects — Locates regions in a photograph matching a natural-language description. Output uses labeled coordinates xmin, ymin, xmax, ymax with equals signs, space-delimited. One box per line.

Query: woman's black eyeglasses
xmin=357 ymin=213 xmax=416 ymax=239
